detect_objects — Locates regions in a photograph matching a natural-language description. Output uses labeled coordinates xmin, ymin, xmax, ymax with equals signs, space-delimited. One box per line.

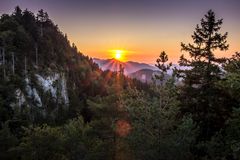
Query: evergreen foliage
xmin=0 ymin=7 xmax=239 ymax=160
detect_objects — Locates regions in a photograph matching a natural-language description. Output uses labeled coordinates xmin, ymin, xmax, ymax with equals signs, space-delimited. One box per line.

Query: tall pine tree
xmin=177 ymin=10 xmax=236 ymax=146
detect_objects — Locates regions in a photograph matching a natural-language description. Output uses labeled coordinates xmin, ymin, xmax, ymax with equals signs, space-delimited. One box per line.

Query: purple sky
xmin=1 ymin=0 xmax=239 ymax=63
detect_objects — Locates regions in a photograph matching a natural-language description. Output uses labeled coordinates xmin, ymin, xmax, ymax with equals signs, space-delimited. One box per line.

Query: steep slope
xmin=0 ymin=7 xmax=122 ymax=123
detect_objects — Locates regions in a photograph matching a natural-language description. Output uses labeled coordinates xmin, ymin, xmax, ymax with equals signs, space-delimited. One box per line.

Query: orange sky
xmin=1 ymin=0 xmax=240 ymax=64
xmin=68 ymin=20 xmax=239 ymax=64
xmin=61 ymin=6 xmax=239 ymax=64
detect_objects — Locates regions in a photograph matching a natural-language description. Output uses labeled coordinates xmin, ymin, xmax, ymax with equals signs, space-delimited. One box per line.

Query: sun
xmin=115 ymin=50 xmax=122 ymax=59
xmin=109 ymin=49 xmax=126 ymax=61
xmin=114 ymin=50 xmax=123 ymax=60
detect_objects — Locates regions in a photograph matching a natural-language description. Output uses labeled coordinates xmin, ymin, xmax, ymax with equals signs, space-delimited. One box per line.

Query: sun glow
xmin=109 ymin=49 xmax=128 ymax=61
xmin=115 ymin=50 xmax=122 ymax=59
xmin=110 ymin=49 xmax=125 ymax=61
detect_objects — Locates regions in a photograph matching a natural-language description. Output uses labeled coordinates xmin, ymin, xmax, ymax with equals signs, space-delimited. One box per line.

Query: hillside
xmin=0 ymin=7 xmax=138 ymax=124
xmin=1 ymin=7 xmax=240 ymax=160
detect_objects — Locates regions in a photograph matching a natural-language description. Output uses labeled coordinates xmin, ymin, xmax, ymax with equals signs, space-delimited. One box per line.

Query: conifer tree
xmin=13 ymin=6 xmax=22 ymax=23
xmin=178 ymin=10 xmax=228 ymax=85
xmin=178 ymin=10 xmax=236 ymax=146
xmin=37 ymin=9 xmax=49 ymax=37
xmin=155 ymin=51 xmax=172 ymax=82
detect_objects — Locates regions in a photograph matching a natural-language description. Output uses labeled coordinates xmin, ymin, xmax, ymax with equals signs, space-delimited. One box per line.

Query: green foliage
xmin=219 ymin=52 xmax=240 ymax=102
xmin=175 ymin=10 xmax=240 ymax=159
xmin=63 ymin=116 xmax=91 ymax=159
xmin=155 ymin=51 xmax=172 ymax=81
xmin=225 ymin=108 xmax=240 ymax=158
xmin=0 ymin=122 xmax=18 ymax=160
xmin=121 ymin=83 xmax=196 ymax=160
xmin=199 ymin=108 xmax=240 ymax=160
xmin=177 ymin=10 xmax=235 ymax=144
xmin=178 ymin=10 xmax=228 ymax=84
xmin=0 ymin=6 xmax=240 ymax=160
xmin=20 ymin=125 xmax=66 ymax=160
xmin=0 ymin=79 xmax=17 ymax=123
xmin=18 ymin=116 xmax=99 ymax=160
xmin=87 ymin=94 xmax=120 ymax=160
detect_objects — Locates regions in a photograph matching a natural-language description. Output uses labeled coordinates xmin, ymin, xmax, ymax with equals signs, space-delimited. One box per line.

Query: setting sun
xmin=1 ymin=2 xmax=240 ymax=159
xmin=111 ymin=49 xmax=125 ymax=61
xmin=115 ymin=50 xmax=122 ymax=60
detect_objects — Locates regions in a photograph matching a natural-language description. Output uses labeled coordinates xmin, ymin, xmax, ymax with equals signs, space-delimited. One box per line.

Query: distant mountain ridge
xmin=129 ymin=69 xmax=172 ymax=84
xmin=93 ymin=58 xmax=158 ymax=75
xmin=129 ymin=69 xmax=160 ymax=83
xmin=93 ymin=58 xmax=189 ymax=83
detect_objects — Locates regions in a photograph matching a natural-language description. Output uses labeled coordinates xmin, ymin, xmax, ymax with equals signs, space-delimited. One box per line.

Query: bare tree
xmin=35 ymin=43 xmax=38 ymax=67
xmin=24 ymin=56 xmax=27 ymax=76
xmin=11 ymin=52 xmax=15 ymax=75
xmin=1 ymin=47 xmax=6 ymax=79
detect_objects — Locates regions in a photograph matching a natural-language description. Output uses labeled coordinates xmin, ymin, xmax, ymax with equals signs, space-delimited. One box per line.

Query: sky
xmin=0 ymin=0 xmax=240 ymax=64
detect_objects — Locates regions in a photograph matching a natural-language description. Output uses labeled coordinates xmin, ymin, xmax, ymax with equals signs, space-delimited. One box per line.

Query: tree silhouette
xmin=37 ymin=9 xmax=49 ymax=37
xmin=177 ymin=10 xmax=235 ymax=146
xmin=155 ymin=51 xmax=172 ymax=82
xmin=178 ymin=10 xmax=228 ymax=86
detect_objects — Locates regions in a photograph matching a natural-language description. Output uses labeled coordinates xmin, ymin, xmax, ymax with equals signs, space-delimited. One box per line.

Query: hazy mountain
xmin=129 ymin=69 xmax=172 ymax=84
xmin=93 ymin=58 xmax=158 ymax=75
xmin=129 ymin=69 xmax=160 ymax=83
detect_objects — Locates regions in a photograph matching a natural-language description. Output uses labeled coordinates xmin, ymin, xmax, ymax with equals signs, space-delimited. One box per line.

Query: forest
xmin=0 ymin=6 xmax=240 ymax=160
